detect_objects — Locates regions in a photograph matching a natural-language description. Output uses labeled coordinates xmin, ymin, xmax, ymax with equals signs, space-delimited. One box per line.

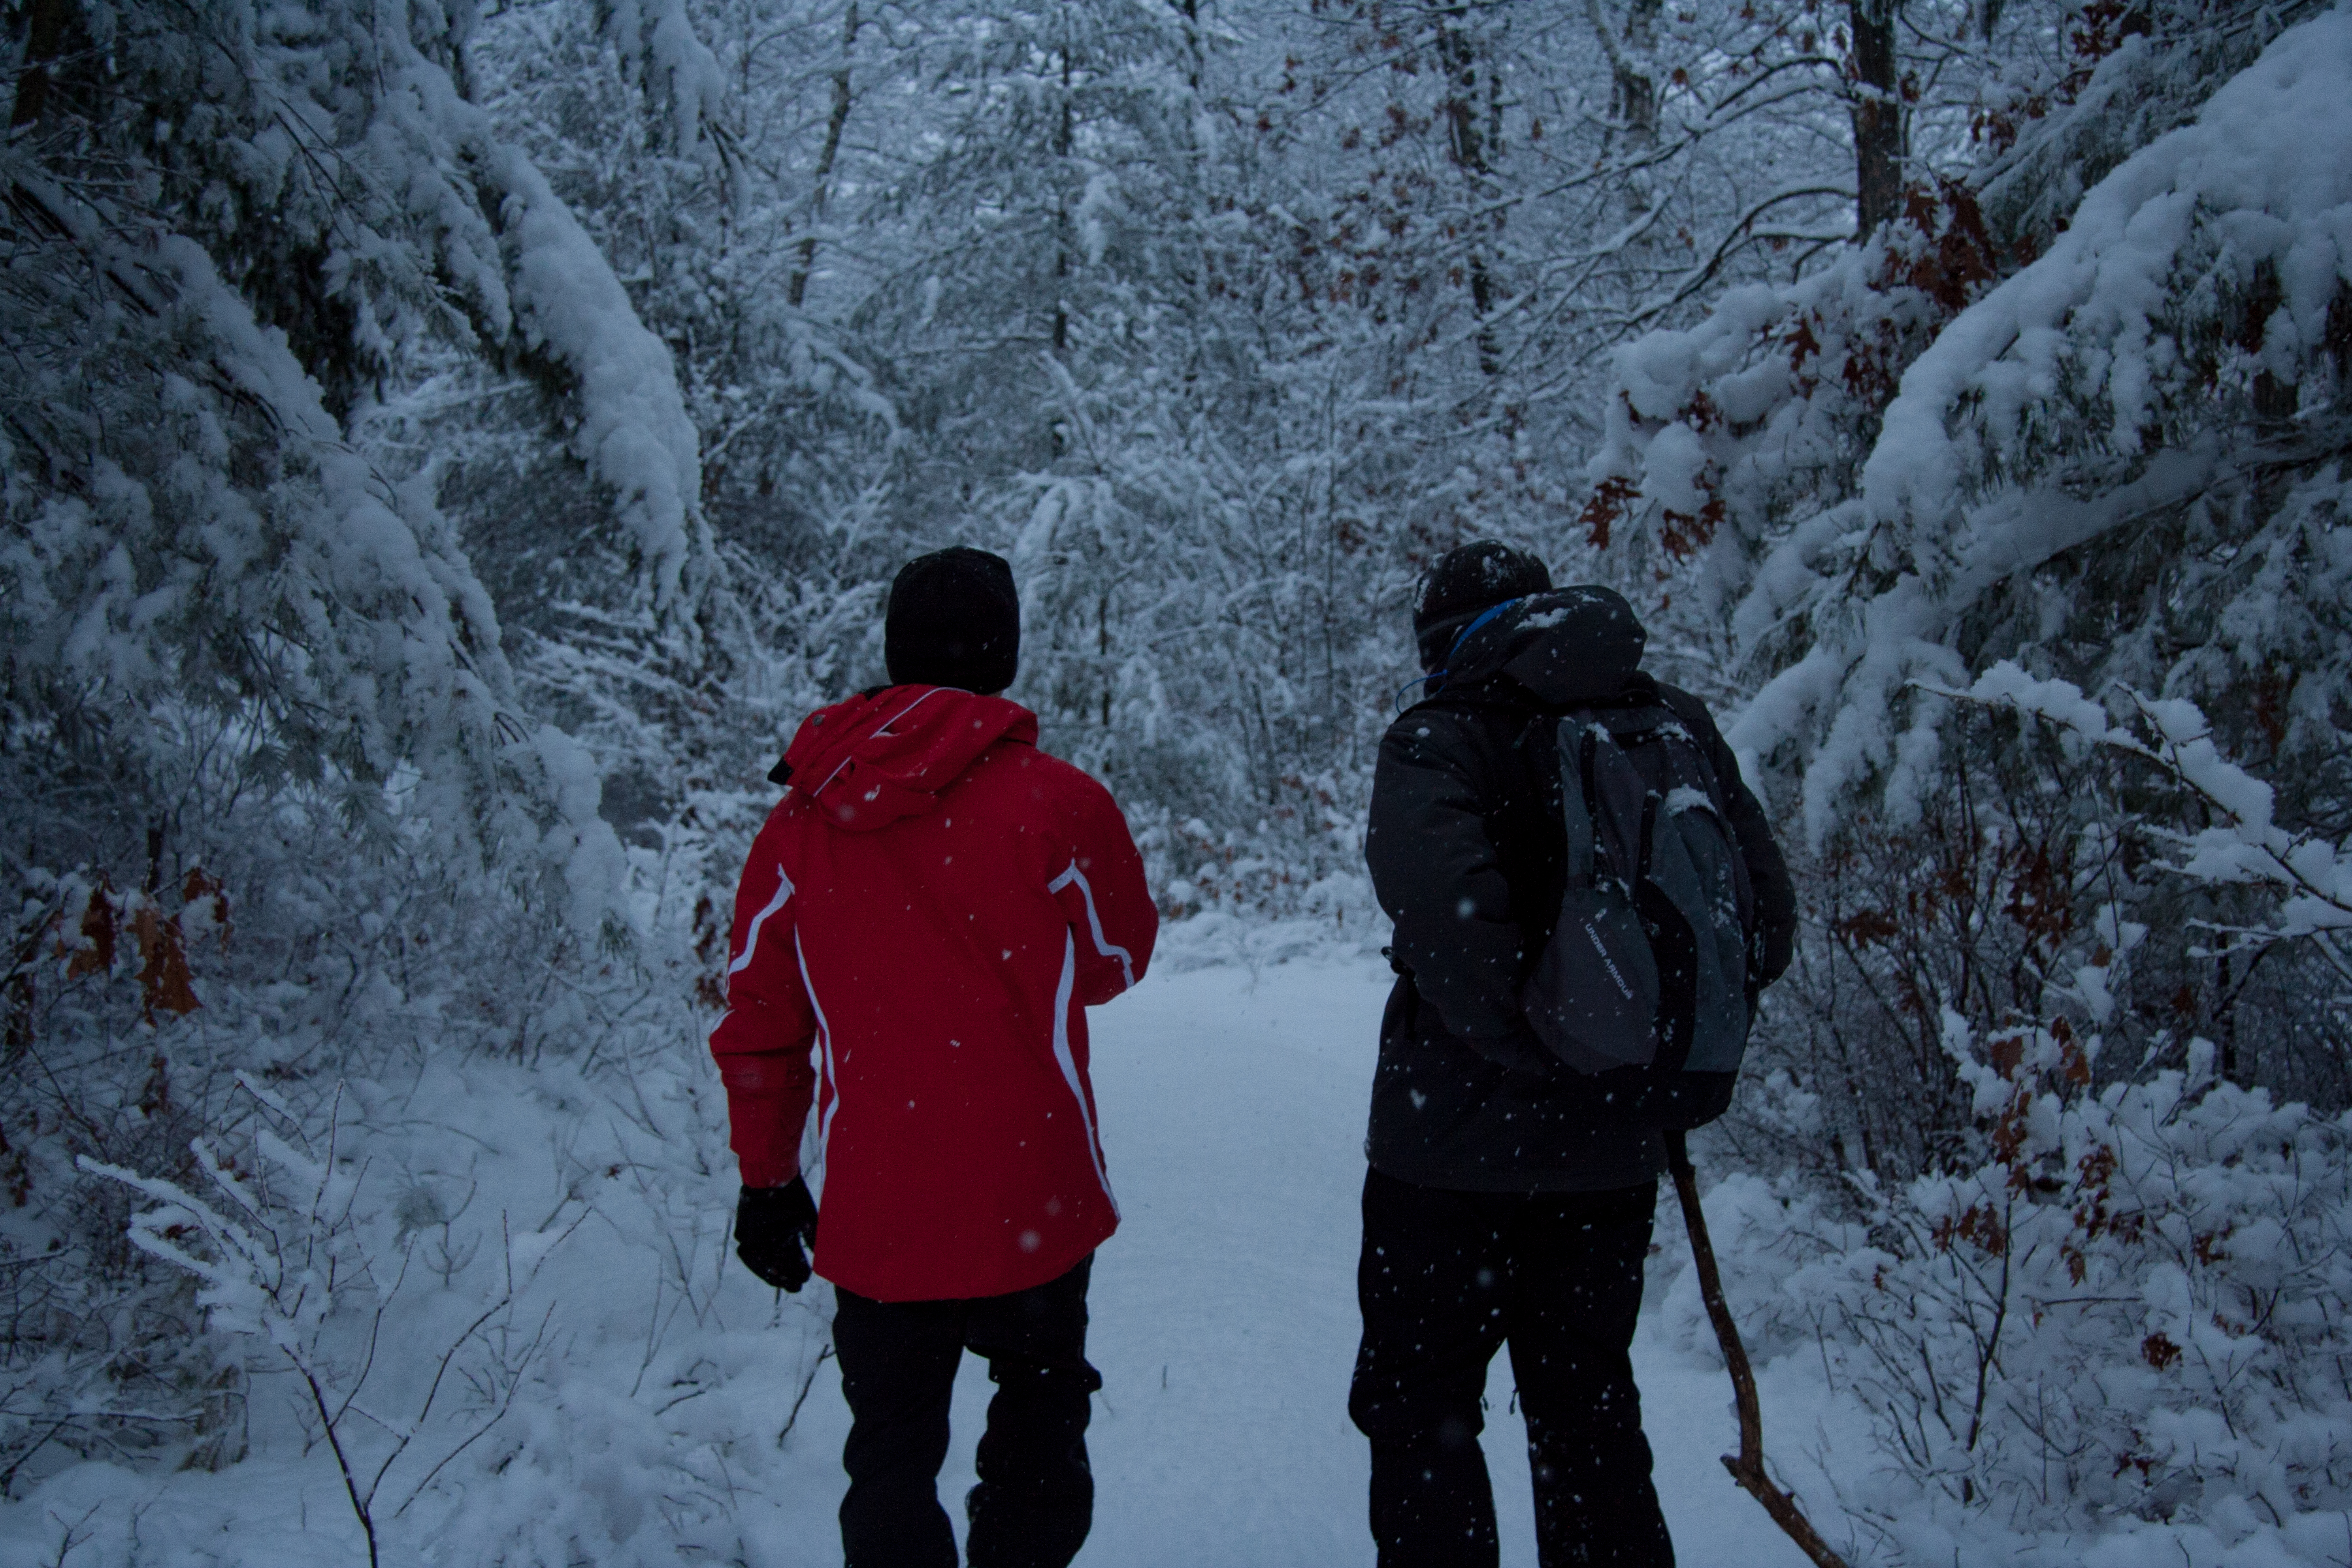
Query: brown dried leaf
xmin=131 ymin=907 xmax=200 ymax=1020
xmin=1988 ymin=1032 xmax=2026 ymax=1078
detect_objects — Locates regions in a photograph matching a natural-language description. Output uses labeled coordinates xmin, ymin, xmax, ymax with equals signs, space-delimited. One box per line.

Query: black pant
xmin=1350 ymin=1169 xmax=1673 ymax=1568
xmin=832 ymin=1256 xmax=1100 ymax=1568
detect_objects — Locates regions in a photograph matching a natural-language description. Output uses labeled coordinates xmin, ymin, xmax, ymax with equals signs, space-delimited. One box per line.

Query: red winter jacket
xmin=708 ymin=685 xmax=1158 ymax=1303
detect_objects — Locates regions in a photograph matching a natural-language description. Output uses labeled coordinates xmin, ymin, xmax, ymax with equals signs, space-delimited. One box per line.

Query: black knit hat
xmin=884 ymin=547 xmax=1021 ymax=694
xmin=1412 ymin=542 xmax=1553 ymax=670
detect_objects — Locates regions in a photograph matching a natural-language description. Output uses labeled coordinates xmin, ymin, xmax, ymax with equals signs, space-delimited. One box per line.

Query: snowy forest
xmin=4 ymin=0 xmax=2350 ymax=1561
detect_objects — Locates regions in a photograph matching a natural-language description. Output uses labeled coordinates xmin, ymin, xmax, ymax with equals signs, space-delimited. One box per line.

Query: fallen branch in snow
xmin=1665 ymin=1132 xmax=1851 ymax=1568
xmin=777 ymin=1343 xmax=835 ymax=1449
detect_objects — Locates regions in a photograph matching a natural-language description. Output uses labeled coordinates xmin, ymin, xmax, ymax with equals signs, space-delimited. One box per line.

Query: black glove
xmin=735 ymin=1177 xmax=818 ymax=1292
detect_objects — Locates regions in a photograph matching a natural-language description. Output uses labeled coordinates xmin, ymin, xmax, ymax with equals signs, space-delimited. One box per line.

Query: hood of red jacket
xmin=777 ymin=686 xmax=1038 ymax=832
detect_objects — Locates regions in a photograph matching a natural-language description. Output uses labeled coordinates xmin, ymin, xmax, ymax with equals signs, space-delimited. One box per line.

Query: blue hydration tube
xmin=1392 ymin=671 xmax=1446 ymax=711
xmin=1392 ymin=597 xmax=1525 ymax=713
xmin=1448 ymin=598 xmax=1522 ymax=659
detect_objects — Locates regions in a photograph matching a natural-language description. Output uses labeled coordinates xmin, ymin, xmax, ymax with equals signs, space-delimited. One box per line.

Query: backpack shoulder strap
xmin=1540 ymin=712 xmax=1599 ymax=885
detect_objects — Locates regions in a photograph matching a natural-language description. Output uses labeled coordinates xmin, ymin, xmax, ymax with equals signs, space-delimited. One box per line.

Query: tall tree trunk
xmin=1612 ymin=0 xmax=1662 ymax=155
xmin=1177 ymin=0 xmax=1201 ymax=95
xmin=1584 ymin=0 xmax=1663 ymax=319
xmin=12 ymin=0 xmax=77 ymax=128
xmin=1582 ymin=0 xmax=1662 ymax=167
xmin=1849 ymin=0 xmax=1903 ymax=236
xmin=1053 ymin=37 xmax=1074 ymax=361
xmin=787 ymin=2 xmax=861 ymax=309
xmin=1049 ymin=26 xmax=1075 ymax=459
xmin=1431 ymin=3 xmax=1499 ymax=376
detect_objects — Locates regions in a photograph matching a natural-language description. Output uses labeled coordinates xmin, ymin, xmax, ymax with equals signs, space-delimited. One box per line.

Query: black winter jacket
xmin=1363 ymin=587 xmax=1797 ymax=1192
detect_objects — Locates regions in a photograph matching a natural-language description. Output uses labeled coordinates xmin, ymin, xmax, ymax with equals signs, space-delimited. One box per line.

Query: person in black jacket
xmin=1350 ymin=543 xmax=1796 ymax=1568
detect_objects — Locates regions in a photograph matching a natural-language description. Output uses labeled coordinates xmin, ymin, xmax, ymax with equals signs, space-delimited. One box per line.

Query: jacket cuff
xmin=737 ymin=1154 xmax=798 ymax=1189
xmin=725 ymin=1085 xmax=801 ymax=1190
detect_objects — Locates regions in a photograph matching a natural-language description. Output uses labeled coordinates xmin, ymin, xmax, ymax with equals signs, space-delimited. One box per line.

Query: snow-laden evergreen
xmin=1773 ymin=6 xmax=2352 ymax=834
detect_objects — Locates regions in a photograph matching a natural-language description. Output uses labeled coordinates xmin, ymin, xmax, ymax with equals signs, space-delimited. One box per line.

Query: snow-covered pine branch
xmin=1931 ymin=662 xmax=2352 ymax=982
xmin=1748 ymin=7 xmax=2352 ymax=839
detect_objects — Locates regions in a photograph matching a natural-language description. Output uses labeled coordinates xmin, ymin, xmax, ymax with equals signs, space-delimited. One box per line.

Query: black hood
xmin=1437 ymin=585 xmax=1647 ymax=707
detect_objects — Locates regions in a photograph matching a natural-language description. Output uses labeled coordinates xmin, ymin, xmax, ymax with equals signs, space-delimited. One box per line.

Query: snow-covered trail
xmin=0 ymin=956 xmax=1849 ymax=1567
xmin=770 ymin=956 xmax=1826 ymax=1567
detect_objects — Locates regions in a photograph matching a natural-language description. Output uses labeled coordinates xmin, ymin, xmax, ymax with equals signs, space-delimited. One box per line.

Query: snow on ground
xmin=1068 ymin=956 xmax=1844 ymax=1568
xmin=1 ymin=956 xmax=1857 ymax=1565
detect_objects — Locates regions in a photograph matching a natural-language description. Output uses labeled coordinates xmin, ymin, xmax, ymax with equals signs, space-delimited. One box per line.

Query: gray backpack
xmin=1519 ymin=704 xmax=1756 ymax=1128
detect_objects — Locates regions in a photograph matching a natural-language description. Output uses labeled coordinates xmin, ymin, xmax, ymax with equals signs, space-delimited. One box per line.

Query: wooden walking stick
xmin=1665 ymin=1130 xmax=1851 ymax=1568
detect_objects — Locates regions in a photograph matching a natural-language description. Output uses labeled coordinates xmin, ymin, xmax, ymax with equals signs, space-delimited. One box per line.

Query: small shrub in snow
xmin=1682 ymin=671 xmax=2352 ymax=1563
xmin=83 ymin=1079 xmax=553 ymax=1568
xmin=1790 ymin=1034 xmax=2352 ymax=1565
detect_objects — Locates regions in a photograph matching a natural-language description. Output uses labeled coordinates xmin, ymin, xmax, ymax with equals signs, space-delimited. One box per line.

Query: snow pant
xmin=1349 ymin=1168 xmax=1673 ymax=1568
xmin=832 ymin=1254 xmax=1100 ymax=1568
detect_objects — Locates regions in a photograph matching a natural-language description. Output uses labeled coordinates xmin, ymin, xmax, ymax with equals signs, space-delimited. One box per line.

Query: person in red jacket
xmin=709 ymin=546 xmax=1158 ymax=1568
